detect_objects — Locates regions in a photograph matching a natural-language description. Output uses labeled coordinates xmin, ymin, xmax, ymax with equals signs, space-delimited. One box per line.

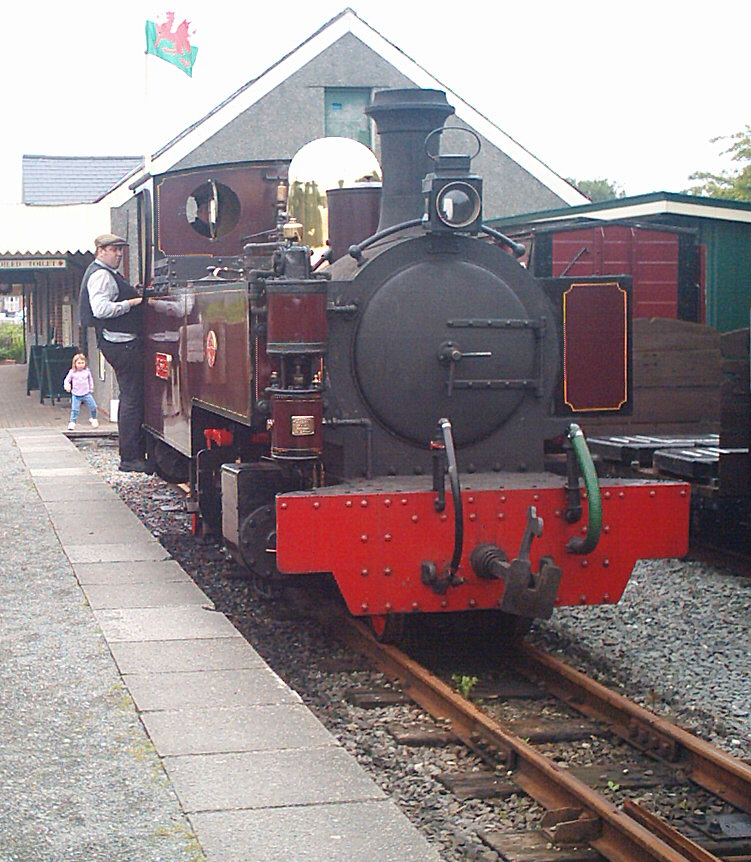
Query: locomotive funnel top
xmin=365 ymin=89 xmax=454 ymax=232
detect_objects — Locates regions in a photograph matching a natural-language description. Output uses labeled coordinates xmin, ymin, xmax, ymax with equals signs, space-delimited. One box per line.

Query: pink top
xmin=64 ymin=368 xmax=94 ymax=397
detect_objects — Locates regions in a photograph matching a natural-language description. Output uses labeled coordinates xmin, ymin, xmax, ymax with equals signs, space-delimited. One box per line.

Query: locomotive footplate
xmin=274 ymin=473 xmax=690 ymax=618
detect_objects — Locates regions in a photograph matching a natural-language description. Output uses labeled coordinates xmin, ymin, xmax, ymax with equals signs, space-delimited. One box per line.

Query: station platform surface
xmin=0 ymin=364 xmax=440 ymax=861
xmin=0 ymin=361 xmax=118 ymax=432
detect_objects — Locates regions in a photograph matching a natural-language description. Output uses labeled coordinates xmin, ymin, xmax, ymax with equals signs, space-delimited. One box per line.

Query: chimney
xmin=365 ymin=89 xmax=454 ymax=232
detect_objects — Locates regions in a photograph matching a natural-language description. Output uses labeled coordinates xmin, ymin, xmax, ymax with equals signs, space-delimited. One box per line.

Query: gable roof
xmin=23 ymin=155 xmax=142 ymax=205
xmin=112 ymin=8 xmax=586 ymax=207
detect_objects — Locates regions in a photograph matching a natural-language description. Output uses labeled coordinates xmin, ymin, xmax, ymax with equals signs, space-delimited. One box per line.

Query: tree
xmin=567 ymin=178 xmax=625 ymax=202
xmin=685 ymin=126 xmax=751 ymax=201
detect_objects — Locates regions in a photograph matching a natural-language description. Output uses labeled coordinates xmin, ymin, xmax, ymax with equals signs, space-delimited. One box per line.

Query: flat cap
xmin=94 ymin=233 xmax=128 ymax=248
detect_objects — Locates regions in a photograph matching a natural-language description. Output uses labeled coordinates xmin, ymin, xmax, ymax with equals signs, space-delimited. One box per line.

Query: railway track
xmin=79 ymin=441 xmax=750 ymax=861
xmin=326 ymin=610 xmax=751 ymax=862
xmin=157 ymin=476 xmax=751 ymax=859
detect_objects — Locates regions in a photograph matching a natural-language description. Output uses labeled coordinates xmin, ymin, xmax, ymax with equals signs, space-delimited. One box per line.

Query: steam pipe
xmin=348 ymin=218 xmax=422 ymax=263
xmin=439 ymin=418 xmax=464 ymax=576
xmin=480 ymin=224 xmax=526 ymax=258
xmin=565 ymin=424 xmax=601 ymax=554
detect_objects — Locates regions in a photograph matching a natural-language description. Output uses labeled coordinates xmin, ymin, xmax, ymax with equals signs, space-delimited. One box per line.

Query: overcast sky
xmin=0 ymin=0 xmax=747 ymax=205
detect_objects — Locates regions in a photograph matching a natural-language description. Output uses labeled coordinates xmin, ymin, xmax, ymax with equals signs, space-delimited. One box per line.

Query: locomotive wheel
xmin=369 ymin=613 xmax=406 ymax=644
xmin=238 ymin=505 xmax=283 ymax=599
xmin=150 ymin=438 xmax=190 ymax=485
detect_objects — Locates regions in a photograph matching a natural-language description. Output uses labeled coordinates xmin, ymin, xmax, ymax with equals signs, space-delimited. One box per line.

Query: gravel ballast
xmin=80 ymin=441 xmax=751 ymax=860
xmin=529 ymin=558 xmax=751 ymax=762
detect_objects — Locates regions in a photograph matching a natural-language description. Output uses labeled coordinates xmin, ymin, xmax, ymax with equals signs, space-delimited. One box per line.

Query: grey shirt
xmin=87 ymin=262 xmax=136 ymax=343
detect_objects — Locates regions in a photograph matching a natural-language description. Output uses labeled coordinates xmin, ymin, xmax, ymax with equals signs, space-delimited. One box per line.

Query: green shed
xmin=488 ymin=192 xmax=751 ymax=332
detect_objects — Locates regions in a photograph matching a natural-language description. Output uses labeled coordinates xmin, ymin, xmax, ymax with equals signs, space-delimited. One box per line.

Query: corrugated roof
xmin=22 ymin=155 xmax=142 ymax=205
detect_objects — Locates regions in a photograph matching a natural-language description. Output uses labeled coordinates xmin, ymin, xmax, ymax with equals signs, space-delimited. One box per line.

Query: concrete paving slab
xmin=30 ymin=466 xmax=94 ymax=477
xmin=14 ymin=439 xmax=73 ymax=450
xmin=74 ymin=559 xmax=191 ymax=585
xmin=14 ymin=427 xmax=65 ymax=435
xmin=54 ymin=520 xmax=158 ymax=545
xmin=22 ymin=452 xmax=87 ymax=468
xmin=125 ymin=667 xmax=298 ymax=711
xmin=0 ymin=429 xmax=203 ymax=862
xmin=12 ymin=426 xmax=62 ymax=433
xmin=164 ymin=747 xmax=385 ymax=813
xmin=142 ymin=703 xmax=335 ymax=755
xmin=26 ymin=460 xmax=88 ymax=473
xmin=33 ymin=479 xmax=120 ymax=502
xmin=17 ymin=429 xmax=75 ymax=439
xmin=65 ymin=541 xmax=170 ymax=563
xmin=51 ymin=497 xmax=144 ymax=529
xmin=189 ymin=800 xmax=441 ymax=862
xmin=109 ymin=638 xmax=264 ymax=674
xmin=48 ymin=508 xmax=146 ymax=530
xmin=94 ymin=605 xmax=242 ymax=642
xmin=10 ymin=428 xmax=62 ymax=437
xmin=17 ymin=448 xmax=76 ymax=460
xmin=45 ymin=500 xmax=143 ymax=522
xmin=81 ymin=580 xmax=211 ymax=609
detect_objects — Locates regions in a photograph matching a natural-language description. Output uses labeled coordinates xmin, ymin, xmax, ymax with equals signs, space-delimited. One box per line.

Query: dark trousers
xmin=99 ymin=339 xmax=145 ymax=462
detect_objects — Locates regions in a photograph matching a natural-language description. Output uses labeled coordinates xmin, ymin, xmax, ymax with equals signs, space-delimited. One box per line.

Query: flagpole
xmin=142 ymin=15 xmax=198 ymax=181
xmin=143 ymin=40 xmax=152 ymax=177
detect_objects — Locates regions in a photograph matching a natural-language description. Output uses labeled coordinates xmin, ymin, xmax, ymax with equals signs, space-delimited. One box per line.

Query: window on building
xmin=324 ymin=88 xmax=372 ymax=147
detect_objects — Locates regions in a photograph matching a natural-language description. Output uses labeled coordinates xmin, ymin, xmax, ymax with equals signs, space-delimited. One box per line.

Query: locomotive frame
xmin=134 ymin=88 xmax=690 ymax=639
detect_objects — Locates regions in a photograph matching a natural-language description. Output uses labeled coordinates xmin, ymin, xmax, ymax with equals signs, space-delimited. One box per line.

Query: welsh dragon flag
xmin=145 ymin=13 xmax=198 ymax=77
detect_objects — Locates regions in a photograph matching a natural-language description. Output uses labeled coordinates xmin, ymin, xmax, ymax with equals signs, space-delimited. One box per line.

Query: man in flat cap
xmin=78 ymin=234 xmax=150 ymax=473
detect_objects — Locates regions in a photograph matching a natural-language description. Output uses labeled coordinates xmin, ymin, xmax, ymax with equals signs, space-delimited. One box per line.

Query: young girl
xmin=63 ymin=353 xmax=99 ymax=430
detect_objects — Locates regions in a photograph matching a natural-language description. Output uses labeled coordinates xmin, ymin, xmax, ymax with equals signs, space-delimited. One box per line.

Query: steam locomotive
xmin=139 ymin=88 xmax=690 ymax=640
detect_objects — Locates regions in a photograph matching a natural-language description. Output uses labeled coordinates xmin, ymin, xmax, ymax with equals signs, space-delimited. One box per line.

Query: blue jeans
xmin=70 ymin=393 xmax=97 ymax=422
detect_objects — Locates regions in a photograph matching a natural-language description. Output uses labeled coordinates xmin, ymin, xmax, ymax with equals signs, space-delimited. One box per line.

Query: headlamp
xmin=422 ymin=152 xmax=483 ymax=235
xmin=435 ymin=182 xmax=482 ymax=229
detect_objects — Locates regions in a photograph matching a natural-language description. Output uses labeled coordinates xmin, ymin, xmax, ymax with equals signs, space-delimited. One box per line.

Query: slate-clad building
xmin=0 ymin=158 xmax=144 ymax=357
xmin=22 ymin=156 xmax=143 ymax=206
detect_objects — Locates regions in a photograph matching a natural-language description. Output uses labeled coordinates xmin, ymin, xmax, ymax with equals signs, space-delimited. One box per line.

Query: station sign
xmin=0 ymin=258 xmax=67 ymax=270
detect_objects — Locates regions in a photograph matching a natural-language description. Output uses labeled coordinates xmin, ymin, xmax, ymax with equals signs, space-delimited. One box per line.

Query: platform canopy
xmin=0 ymin=201 xmax=110 ymax=256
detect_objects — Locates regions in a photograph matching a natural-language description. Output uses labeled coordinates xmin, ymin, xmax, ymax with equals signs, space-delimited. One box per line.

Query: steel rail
xmin=518 ymin=642 xmax=751 ymax=813
xmin=623 ymin=800 xmax=725 ymax=862
xmin=331 ymin=614 xmax=722 ymax=862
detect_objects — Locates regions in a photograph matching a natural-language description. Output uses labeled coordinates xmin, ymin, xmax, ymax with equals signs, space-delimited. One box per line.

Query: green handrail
xmin=566 ymin=423 xmax=601 ymax=554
